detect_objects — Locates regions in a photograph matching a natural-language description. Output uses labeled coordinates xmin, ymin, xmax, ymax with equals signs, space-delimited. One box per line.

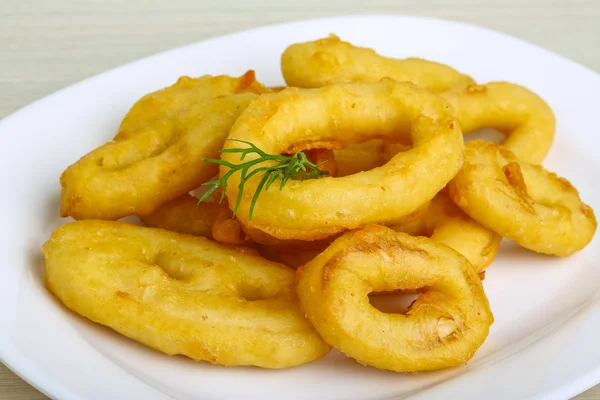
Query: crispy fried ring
xmin=43 ymin=220 xmax=331 ymax=368
xmin=296 ymin=225 xmax=493 ymax=372
xmin=390 ymin=191 xmax=501 ymax=273
xmin=222 ymin=80 xmax=464 ymax=240
xmin=442 ymin=82 xmax=555 ymax=164
xmin=448 ymin=141 xmax=597 ymax=256
xmin=281 ymin=34 xmax=474 ymax=93
xmin=143 ymin=148 xmax=338 ymax=247
xmin=118 ymin=70 xmax=268 ymax=138
xmin=60 ymin=93 xmax=257 ymax=220
xmin=281 ymin=37 xmax=555 ymax=164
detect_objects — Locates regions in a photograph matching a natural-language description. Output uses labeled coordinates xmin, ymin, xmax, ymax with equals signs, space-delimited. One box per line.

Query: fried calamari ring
xmin=281 ymin=34 xmax=474 ymax=93
xmin=145 ymin=148 xmax=338 ymax=246
xmin=150 ymin=148 xmax=339 ymax=246
xmin=296 ymin=225 xmax=493 ymax=372
xmin=390 ymin=191 xmax=501 ymax=273
xmin=441 ymin=82 xmax=555 ymax=164
xmin=60 ymin=93 xmax=257 ymax=220
xmin=43 ymin=220 xmax=330 ymax=368
xmin=222 ymin=80 xmax=464 ymax=240
xmin=448 ymin=141 xmax=597 ymax=256
xmin=281 ymin=37 xmax=554 ymax=163
xmin=118 ymin=70 xmax=268 ymax=138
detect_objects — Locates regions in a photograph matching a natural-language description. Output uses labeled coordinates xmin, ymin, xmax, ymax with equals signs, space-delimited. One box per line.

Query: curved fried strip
xmin=239 ymin=222 xmax=334 ymax=250
xmin=386 ymin=200 xmax=431 ymax=235
xmin=448 ymin=141 xmax=596 ymax=256
xmin=296 ymin=225 xmax=493 ymax=372
xmin=281 ymin=34 xmax=474 ymax=93
xmin=222 ymin=80 xmax=464 ymax=240
xmin=382 ymin=142 xmax=412 ymax=162
xmin=211 ymin=205 xmax=251 ymax=245
xmin=390 ymin=192 xmax=501 ymax=273
xmin=139 ymin=194 xmax=220 ymax=239
xmin=60 ymin=93 xmax=257 ymax=220
xmin=118 ymin=70 xmax=268 ymax=138
xmin=140 ymin=194 xmax=250 ymax=245
xmin=333 ymin=140 xmax=386 ymax=177
xmin=442 ymin=82 xmax=555 ymax=164
xmin=44 ymin=220 xmax=330 ymax=368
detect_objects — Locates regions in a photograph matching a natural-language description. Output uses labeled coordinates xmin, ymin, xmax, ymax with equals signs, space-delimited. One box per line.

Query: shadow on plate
xmin=494 ymin=239 xmax=556 ymax=267
xmin=42 ymin=190 xmax=64 ymax=233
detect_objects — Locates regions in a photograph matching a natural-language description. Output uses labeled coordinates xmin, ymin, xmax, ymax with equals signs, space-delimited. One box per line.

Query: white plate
xmin=1 ymin=14 xmax=599 ymax=400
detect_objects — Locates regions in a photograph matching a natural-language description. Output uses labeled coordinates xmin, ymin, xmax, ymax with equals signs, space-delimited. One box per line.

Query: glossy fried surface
xmin=281 ymin=34 xmax=474 ymax=93
xmin=448 ymin=141 xmax=596 ymax=256
xmin=296 ymin=225 xmax=493 ymax=372
xmin=43 ymin=220 xmax=330 ymax=368
xmin=222 ymin=80 xmax=464 ymax=240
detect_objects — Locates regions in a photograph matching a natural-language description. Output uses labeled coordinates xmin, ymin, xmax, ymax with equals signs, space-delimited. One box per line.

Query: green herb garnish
xmin=198 ymin=139 xmax=330 ymax=219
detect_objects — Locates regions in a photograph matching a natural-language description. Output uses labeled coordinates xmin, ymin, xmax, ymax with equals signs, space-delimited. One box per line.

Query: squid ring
xmin=60 ymin=92 xmax=258 ymax=220
xmin=383 ymin=82 xmax=555 ymax=164
xmin=390 ymin=191 xmax=501 ymax=273
xmin=43 ymin=220 xmax=331 ymax=368
xmin=296 ymin=225 xmax=494 ymax=372
xmin=441 ymin=82 xmax=555 ymax=164
xmin=118 ymin=70 xmax=268 ymax=139
xmin=281 ymin=34 xmax=474 ymax=93
xmin=222 ymin=79 xmax=464 ymax=240
xmin=448 ymin=141 xmax=597 ymax=256
xmin=282 ymin=37 xmax=555 ymax=164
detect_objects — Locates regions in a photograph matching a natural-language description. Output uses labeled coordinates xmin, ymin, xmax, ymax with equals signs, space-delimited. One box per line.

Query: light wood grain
xmin=0 ymin=1 xmax=599 ymax=399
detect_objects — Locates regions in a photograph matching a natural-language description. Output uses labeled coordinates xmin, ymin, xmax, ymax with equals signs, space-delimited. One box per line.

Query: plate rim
xmin=1 ymin=13 xmax=599 ymax=400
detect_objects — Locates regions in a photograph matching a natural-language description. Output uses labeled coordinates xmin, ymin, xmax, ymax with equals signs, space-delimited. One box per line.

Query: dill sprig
xmin=198 ymin=139 xmax=330 ymax=219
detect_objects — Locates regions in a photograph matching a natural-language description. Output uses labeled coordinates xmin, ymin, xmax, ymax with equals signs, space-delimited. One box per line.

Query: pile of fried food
xmin=43 ymin=34 xmax=597 ymax=372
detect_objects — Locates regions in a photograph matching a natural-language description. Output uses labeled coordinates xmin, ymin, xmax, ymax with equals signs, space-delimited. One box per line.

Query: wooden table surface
xmin=1 ymin=0 xmax=599 ymax=398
